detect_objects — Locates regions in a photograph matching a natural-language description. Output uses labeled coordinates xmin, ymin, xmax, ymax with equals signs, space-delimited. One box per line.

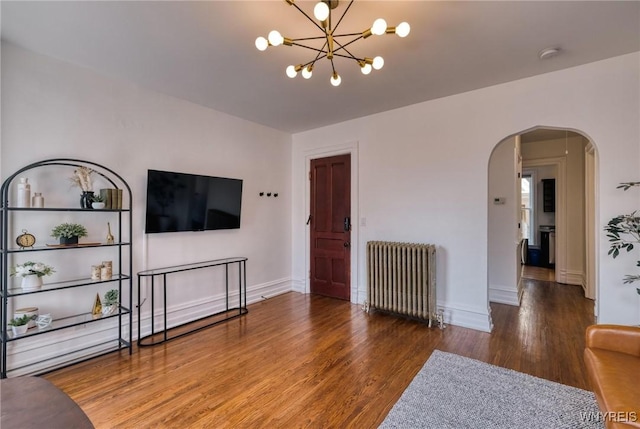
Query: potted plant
xmin=8 ymin=314 xmax=31 ymax=336
xmin=91 ymin=194 xmax=106 ymax=209
xmin=51 ymin=223 xmax=88 ymax=245
xmin=604 ymin=181 xmax=640 ymax=296
xmin=10 ymin=261 xmax=55 ymax=290
xmin=102 ymin=289 xmax=119 ymax=315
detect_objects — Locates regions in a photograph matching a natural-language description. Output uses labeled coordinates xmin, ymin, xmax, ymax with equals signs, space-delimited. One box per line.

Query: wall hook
xmin=259 ymin=192 xmax=264 ymax=196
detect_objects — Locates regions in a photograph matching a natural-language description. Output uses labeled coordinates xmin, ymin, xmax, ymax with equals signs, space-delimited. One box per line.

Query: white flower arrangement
xmin=10 ymin=261 xmax=55 ymax=278
xmin=70 ymin=166 xmax=94 ymax=192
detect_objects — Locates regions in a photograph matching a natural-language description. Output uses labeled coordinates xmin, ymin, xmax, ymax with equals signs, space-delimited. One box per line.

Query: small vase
xmin=102 ymin=305 xmax=117 ymax=316
xmin=21 ymin=275 xmax=43 ymax=291
xmin=17 ymin=178 xmax=31 ymax=208
xmin=92 ymin=202 xmax=105 ymax=209
xmin=11 ymin=325 xmax=29 ymax=336
xmin=32 ymin=192 xmax=44 ymax=208
xmin=80 ymin=191 xmax=94 ymax=209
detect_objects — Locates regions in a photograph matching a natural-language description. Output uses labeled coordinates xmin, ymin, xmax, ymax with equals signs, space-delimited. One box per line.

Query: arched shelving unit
xmin=0 ymin=158 xmax=133 ymax=378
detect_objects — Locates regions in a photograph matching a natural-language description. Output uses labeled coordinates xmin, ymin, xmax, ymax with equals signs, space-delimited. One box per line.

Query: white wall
xmin=488 ymin=136 xmax=519 ymax=305
xmin=1 ymin=43 xmax=293 ymax=373
xmin=292 ymin=52 xmax=640 ymax=331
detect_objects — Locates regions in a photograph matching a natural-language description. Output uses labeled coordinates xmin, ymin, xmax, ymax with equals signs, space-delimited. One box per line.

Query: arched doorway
xmin=487 ymin=127 xmax=598 ymax=317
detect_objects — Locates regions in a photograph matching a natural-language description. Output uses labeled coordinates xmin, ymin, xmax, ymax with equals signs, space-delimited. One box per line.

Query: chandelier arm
xmin=312 ymin=41 xmax=328 ymax=63
xmin=291 ymin=42 xmax=329 ymax=54
xmin=309 ymin=52 xmax=328 ymax=65
xmin=301 ymin=41 xmax=329 ymax=71
xmin=332 ymin=0 xmax=355 ymax=33
xmin=333 ymin=52 xmax=364 ymax=62
xmin=291 ymin=36 xmax=331 ymax=42
xmin=331 ymin=32 xmax=365 ymax=38
xmin=290 ymin=2 xmax=326 ymax=33
xmin=302 ymin=57 xmax=323 ymax=69
xmin=331 ymin=35 xmax=364 ymax=55
xmin=332 ymin=49 xmax=359 ymax=62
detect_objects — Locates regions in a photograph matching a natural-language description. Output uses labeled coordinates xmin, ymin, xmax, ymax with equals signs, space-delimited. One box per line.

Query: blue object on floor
xmin=527 ymin=248 xmax=541 ymax=267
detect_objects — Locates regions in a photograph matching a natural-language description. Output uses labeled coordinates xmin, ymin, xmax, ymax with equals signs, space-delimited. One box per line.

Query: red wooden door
xmin=310 ymin=154 xmax=351 ymax=300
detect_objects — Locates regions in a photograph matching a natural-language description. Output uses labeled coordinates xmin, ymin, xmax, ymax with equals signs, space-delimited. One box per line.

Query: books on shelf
xmin=99 ymin=188 xmax=124 ymax=209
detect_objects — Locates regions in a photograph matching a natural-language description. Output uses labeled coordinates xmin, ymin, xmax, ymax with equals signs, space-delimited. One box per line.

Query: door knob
xmin=344 ymin=241 xmax=351 ymax=248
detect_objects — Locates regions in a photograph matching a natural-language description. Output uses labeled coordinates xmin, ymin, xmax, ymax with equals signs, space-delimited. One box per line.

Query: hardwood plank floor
xmin=522 ymin=265 xmax=556 ymax=281
xmin=44 ymin=279 xmax=595 ymax=428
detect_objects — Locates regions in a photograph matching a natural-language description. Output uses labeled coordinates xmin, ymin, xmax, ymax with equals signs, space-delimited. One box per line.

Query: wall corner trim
xmin=437 ymin=301 xmax=493 ymax=332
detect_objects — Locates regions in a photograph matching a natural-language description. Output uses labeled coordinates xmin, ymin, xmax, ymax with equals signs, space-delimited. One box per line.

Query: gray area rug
xmin=379 ymin=350 xmax=604 ymax=429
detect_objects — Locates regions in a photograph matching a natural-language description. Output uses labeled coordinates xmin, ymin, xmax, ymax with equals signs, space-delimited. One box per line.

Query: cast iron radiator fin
xmin=364 ymin=241 xmax=437 ymax=327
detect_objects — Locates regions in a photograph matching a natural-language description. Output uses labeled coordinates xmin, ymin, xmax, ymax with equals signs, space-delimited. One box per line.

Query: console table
xmin=137 ymin=257 xmax=248 ymax=346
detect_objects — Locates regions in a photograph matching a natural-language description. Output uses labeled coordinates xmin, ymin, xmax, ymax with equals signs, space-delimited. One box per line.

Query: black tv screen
xmin=145 ymin=169 xmax=243 ymax=233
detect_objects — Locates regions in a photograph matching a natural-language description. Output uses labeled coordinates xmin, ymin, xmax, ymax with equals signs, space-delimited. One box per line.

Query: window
xmin=521 ymin=175 xmax=535 ymax=245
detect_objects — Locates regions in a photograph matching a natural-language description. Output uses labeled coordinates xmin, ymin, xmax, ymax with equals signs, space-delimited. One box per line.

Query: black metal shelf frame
xmin=0 ymin=158 xmax=133 ymax=378
xmin=137 ymin=258 xmax=248 ymax=347
xmin=5 ymin=242 xmax=131 ymax=254
xmin=2 ymin=307 xmax=132 ymax=342
xmin=6 ymin=207 xmax=131 ymax=212
xmin=2 ymin=274 xmax=131 ymax=298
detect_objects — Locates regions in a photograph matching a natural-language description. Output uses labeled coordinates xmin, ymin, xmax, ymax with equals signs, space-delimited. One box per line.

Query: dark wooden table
xmin=1 ymin=376 xmax=94 ymax=428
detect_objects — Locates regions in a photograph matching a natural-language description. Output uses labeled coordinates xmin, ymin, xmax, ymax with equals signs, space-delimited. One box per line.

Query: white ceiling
xmin=2 ymin=1 xmax=639 ymax=133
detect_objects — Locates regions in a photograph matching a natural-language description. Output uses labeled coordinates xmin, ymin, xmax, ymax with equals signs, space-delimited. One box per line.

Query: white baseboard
xmin=6 ymin=318 xmax=125 ymax=376
xmin=137 ymin=278 xmax=293 ymax=337
xmin=354 ymin=286 xmax=367 ymax=305
xmin=6 ymin=278 xmax=294 ymax=376
xmin=489 ymin=285 xmax=520 ymax=306
xmin=293 ymin=280 xmax=366 ymax=306
xmin=291 ymin=278 xmax=306 ymax=293
xmin=247 ymin=278 xmax=293 ymax=302
xmin=565 ymin=270 xmax=585 ymax=287
xmin=8 ymin=279 xmax=499 ymax=375
xmin=437 ymin=301 xmax=493 ymax=332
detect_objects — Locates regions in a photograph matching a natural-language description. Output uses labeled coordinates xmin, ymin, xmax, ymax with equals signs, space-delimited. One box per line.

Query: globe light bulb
xmin=302 ymin=66 xmax=313 ymax=79
xmin=268 ymin=30 xmax=284 ymax=47
xmin=330 ymin=73 xmax=341 ymax=87
xmin=396 ymin=22 xmax=410 ymax=38
xmin=255 ymin=36 xmax=269 ymax=51
xmin=286 ymin=65 xmax=298 ymax=78
xmin=360 ymin=63 xmax=372 ymax=75
xmin=314 ymin=2 xmax=330 ymax=21
xmin=371 ymin=18 xmax=387 ymax=36
xmin=372 ymin=56 xmax=384 ymax=70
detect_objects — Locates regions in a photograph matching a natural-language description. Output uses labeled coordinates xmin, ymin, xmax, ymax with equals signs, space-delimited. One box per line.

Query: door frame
xmin=522 ymin=156 xmax=567 ymax=284
xmin=303 ymin=141 xmax=360 ymax=304
xmin=584 ymin=142 xmax=598 ymax=307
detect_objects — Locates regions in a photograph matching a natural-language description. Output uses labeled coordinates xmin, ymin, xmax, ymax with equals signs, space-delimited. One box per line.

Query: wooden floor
xmin=44 ymin=278 xmax=595 ymax=428
xmin=522 ymin=264 xmax=557 ymax=282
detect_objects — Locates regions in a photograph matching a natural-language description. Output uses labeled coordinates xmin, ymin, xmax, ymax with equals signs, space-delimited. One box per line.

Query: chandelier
xmin=255 ymin=0 xmax=410 ymax=87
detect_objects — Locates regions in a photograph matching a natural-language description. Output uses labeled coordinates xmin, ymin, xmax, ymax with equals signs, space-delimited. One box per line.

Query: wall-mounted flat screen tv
xmin=145 ymin=169 xmax=243 ymax=233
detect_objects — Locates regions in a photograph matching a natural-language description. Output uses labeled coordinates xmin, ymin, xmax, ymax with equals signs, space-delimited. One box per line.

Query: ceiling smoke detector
xmin=539 ymin=47 xmax=561 ymax=60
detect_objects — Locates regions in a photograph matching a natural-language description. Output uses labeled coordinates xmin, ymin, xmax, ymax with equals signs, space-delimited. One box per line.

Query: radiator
xmin=365 ymin=241 xmax=437 ymax=327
